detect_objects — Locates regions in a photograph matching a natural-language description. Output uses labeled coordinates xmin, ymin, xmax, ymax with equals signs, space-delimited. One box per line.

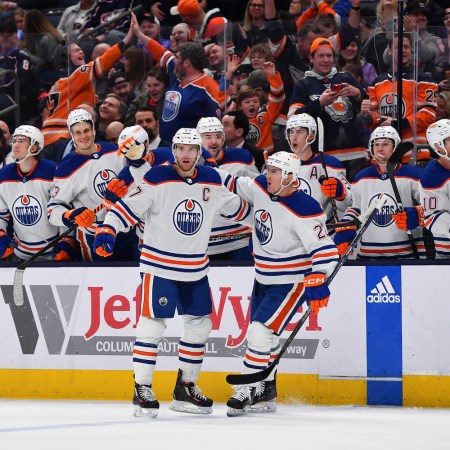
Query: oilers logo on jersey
xmin=379 ymin=93 xmax=406 ymax=119
xmin=93 ymin=169 xmax=117 ymax=199
xmin=12 ymin=195 xmax=42 ymax=226
xmin=254 ymin=209 xmax=273 ymax=245
xmin=297 ymin=177 xmax=312 ymax=196
xmin=246 ymin=123 xmax=261 ymax=146
xmin=173 ymin=199 xmax=203 ymax=235
xmin=163 ymin=91 xmax=182 ymax=122
xmin=371 ymin=193 xmax=397 ymax=227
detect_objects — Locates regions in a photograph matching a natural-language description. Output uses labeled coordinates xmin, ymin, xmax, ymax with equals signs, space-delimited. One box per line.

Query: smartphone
xmin=331 ymin=83 xmax=342 ymax=92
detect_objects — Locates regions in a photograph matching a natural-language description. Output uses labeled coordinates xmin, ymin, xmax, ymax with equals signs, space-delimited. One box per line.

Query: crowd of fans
xmin=0 ymin=0 xmax=449 ymax=263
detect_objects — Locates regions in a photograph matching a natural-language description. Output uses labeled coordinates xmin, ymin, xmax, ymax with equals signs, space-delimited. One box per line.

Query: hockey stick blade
xmin=226 ymin=194 xmax=387 ymax=385
xmin=13 ymin=269 xmax=25 ymax=306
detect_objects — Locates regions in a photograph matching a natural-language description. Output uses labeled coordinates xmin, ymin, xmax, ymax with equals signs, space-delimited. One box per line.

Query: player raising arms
xmin=219 ymin=152 xmax=339 ymax=416
xmin=0 ymin=126 xmax=58 ymax=261
xmin=93 ymin=128 xmax=252 ymax=418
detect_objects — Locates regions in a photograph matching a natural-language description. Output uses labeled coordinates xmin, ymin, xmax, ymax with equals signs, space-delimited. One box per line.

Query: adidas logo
xmin=366 ymin=275 xmax=400 ymax=303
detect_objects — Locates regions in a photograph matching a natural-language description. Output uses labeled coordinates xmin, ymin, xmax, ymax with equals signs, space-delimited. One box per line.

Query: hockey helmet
xmin=67 ymin=108 xmax=95 ymax=130
xmin=12 ymin=125 xmax=44 ymax=154
xmin=118 ymin=125 xmax=149 ymax=147
xmin=368 ymin=126 xmax=401 ymax=155
xmin=266 ymin=151 xmax=301 ymax=182
xmin=285 ymin=113 xmax=317 ymax=145
xmin=196 ymin=116 xmax=225 ymax=145
xmin=427 ymin=119 xmax=450 ymax=160
xmin=172 ymin=128 xmax=202 ymax=153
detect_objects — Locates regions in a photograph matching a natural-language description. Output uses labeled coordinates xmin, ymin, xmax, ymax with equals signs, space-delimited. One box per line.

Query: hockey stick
xmin=316 ymin=117 xmax=339 ymax=223
xmin=225 ymin=194 xmax=387 ymax=386
xmin=385 ymin=142 xmax=420 ymax=259
xmin=13 ymin=204 xmax=104 ymax=307
xmin=210 ymin=232 xmax=252 ymax=242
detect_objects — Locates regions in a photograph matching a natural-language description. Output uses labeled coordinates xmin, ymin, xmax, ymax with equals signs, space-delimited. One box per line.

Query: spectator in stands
xmin=222 ymin=110 xmax=265 ymax=171
xmin=0 ymin=120 xmax=12 ymax=167
xmin=361 ymin=34 xmax=438 ymax=162
xmin=169 ymin=22 xmax=190 ymax=53
xmin=57 ymin=0 xmax=97 ymax=39
xmin=125 ymin=66 xmax=169 ymax=125
xmin=289 ymin=37 xmax=366 ymax=181
xmin=436 ymin=91 xmax=450 ymax=121
xmin=359 ymin=6 xmax=377 ymax=57
xmin=133 ymin=16 xmax=227 ymax=142
xmin=337 ymin=35 xmax=377 ymax=88
xmin=97 ymin=93 xmax=126 ymax=139
xmin=107 ymin=72 xmax=136 ymax=107
xmin=135 ymin=106 xmax=171 ymax=149
xmin=249 ymin=43 xmax=274 ymax=70
xmin=12 ymin=7 xmax=25 ymax=31
xmin=243 ymin=0 xmax=269 ymax=46
xmin=205 ymin=42 xmax=227 ymax=82
xmin=138 ymin=13 xmax=170 ymax=50
xmin=170 ymin=0 xmax=227 ymax=46
xmin=295 ymin=0 xmax=342 ymax=33
xmin=105 ymin=120 xmax=124 ymax=144
xmin=124 ymin=47 xmax=152 ymax=97
xmin=22 ymin=9 xmax=64 ymax=69
xmin=0 ymin=18 xmax=37 ymax=123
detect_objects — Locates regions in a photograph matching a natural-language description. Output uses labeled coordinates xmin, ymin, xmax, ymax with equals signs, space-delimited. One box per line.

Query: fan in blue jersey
xmin=93 ymin=127 xmax=253 ymax=418
xmin=219 ymin=152 xmax=339 ymax=417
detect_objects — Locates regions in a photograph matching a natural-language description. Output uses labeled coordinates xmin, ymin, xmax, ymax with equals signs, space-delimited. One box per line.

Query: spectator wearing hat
xmin=0 ymin=18 xmax=36 ymax=124
xmin=138 ymin=13 xmax=170 ymax=50
xmin=289 ymin=37 xmax=366 ymax=181
xmin=107 ymin=72 xmax=136 ymax=107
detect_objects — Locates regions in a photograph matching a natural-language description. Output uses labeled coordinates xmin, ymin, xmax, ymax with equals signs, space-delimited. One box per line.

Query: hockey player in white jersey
xmin=48 ymin=109 xmax=140 ymax=261
xmin=286 ymin=113 xmax=352 ymax=227
xmin=335 ymin=126 xmax=425 ymax=259
xmin=0 ymin=125 xmax=59 ymax=261
xmin=418 ymin=119 xmax=450 ymax=258
xmin=197 ymin=116 xmax=259 ymax=260
xmin=220 ymin=152 xmax=339 ymax=416
xmin=93 ymin=128 xmax=253 ymax=418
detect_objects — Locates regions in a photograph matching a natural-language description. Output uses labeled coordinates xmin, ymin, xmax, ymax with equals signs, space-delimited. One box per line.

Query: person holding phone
xmin=289 ymin=37 xmax=366 ymax=181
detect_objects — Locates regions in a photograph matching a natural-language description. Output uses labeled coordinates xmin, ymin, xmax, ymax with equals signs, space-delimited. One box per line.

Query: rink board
xmin=0 ymin=264 xmax=449 ymax=406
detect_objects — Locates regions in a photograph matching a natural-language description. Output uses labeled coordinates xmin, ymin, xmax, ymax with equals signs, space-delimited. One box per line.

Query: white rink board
xmin=0 ymin=264 xmax=449 ymax=377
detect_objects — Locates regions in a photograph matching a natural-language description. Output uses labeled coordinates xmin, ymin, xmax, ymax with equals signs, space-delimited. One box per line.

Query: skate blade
xmin=226 ymin=406 xmax=250 ymax=417
xmin=133 ymin=405 xmax=158 ymax=419
xmin=249 ymin=401 xmax=277 ymax=413
xmin=169 ymin=400 xmax=212 ymax=415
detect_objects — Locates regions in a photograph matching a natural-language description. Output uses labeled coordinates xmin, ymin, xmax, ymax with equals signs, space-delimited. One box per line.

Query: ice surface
xmin=0 ymin=400 xmax=449 ymax=450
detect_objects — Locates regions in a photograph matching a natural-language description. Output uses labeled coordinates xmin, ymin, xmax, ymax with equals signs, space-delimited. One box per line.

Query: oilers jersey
xmin=0 ymin=159 xmax=59 ymax=260
xmin=222 ymin=173 xmax=339 ymax=285
xmin=298 ymin=153 xmax=351 ymax=225
xmin=208 ymin=147 xmax=259 ymax=255
xmin=48 ymin=143 xmax=128 ymax=260
xmin=420 ymin=159 xmax=450 ymax=258
xmin=104 ymin=164 xmax=253 ymax=281
xmin=343 ymin=164 xmax=425 ymax=259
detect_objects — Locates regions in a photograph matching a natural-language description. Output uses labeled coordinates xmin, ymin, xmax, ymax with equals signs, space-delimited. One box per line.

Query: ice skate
xmin=249 ymin=379 xmax=277 ymax=413
xmin=226 ymin=385 xmax=255 ymax=417
xmin=169 ymin=370 xmax=213 ymax=415
xmin=132 ymin=382 xmax=159 ymax=418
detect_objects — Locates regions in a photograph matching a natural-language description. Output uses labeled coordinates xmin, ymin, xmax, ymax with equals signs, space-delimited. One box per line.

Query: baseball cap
xmin=107 ymin=72 xmax=129 ymax=88
xmin=310 ymin=37 xmax=334 ymax=57
xmin=170 ymin=0 xmax=201 ymax=16
xmin=405 ymin=0 xmax=427 ymax=14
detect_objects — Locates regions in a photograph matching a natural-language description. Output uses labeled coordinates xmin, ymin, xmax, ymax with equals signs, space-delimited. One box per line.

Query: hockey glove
xmin=52 ymin=236 xmax=80 ymax=262
xmin=319 ymin=176 xmax=346 ymax=201
xmin=103 ymin=178 xmax=128 ymax=210
xmin=393 ymin=206 xmax=424 ymax=231
xmin=304 ymin=272 xmax=330 ymax=314
xmin=0 ymin=230 xmax=13 ymax=259
xmin=333 ymin=224 xmax=357 ymax=256
xmin=62 ymin=207 xmax=96 ymax=228
xmin=118 ymin=137 xmax=147 ymax=168
xmin=93 ymin=225 xmax=116 ymax=257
